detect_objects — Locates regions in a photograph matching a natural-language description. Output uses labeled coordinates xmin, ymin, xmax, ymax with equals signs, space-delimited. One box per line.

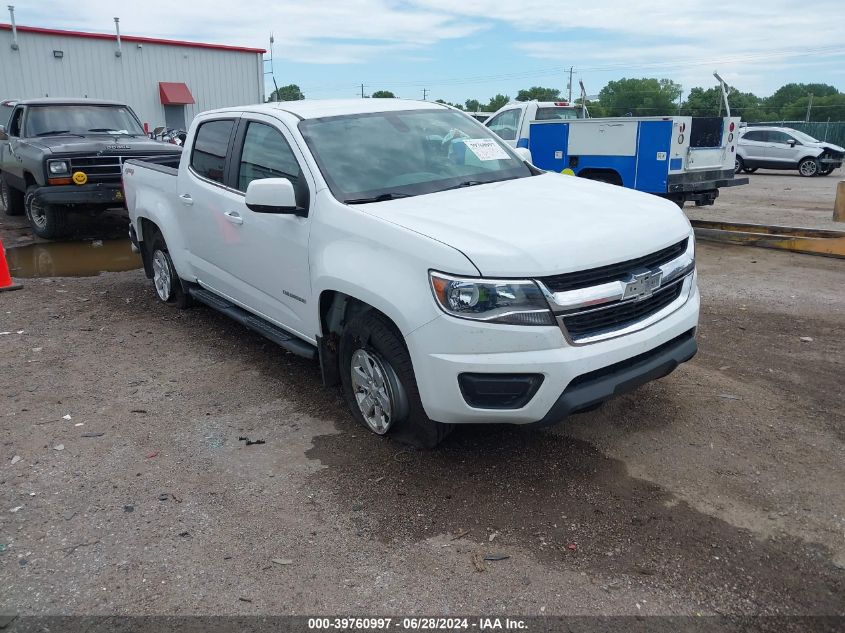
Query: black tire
xmin=149 ymin=233 xmax=191 ymax=308
xmin=798 ymin=157 xmax=820 ymax=177
xmin=24 ymin=186 xmax=68 ymax=239
xmin=1 ymin=177 xmax=25 ymax=216
xmin=743 ymin=167 xmax=758 ymax=174
xmin=734 ymin=156 xmax=745 ymax=174
xmin=339 ymin=310 xmax=453 ymax=448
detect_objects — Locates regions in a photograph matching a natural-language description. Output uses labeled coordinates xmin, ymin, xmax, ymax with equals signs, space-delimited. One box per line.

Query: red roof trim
xmin=0 ymin=23 xmax=266 ymax=54
xmin=159 ymin=82 xmax=195 ymax=105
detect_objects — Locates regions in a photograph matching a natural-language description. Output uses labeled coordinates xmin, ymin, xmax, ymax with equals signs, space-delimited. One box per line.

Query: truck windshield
xmin=299 ymin=109 xmax=532 ymax=203
xmin=25 ymin=105 xmax=144 ymax=137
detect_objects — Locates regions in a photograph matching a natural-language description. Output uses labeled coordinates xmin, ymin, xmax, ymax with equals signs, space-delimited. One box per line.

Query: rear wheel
xmin=1 ymin=177 xmax=25 ymax=216
xmin=24 ymin=186 xmax=68 ymax=239
xmin=798 ymin=157 xmax=820 ymax=177
xmin=339 ymin=310 xmax=453 ymax=448
xmin=743 ymin=167 xmax=758 ymax=174
xmin=149 ymin=233 xmax=191 ymax=308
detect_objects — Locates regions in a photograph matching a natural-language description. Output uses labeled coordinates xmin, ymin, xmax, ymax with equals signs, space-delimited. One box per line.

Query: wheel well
xmin=318 ymin=291 xmax=401 ymax=387
xmin=137 ymin=217 xmax=161 ymax=278
xmin=23 ymin=172 xmax=37 ymax=189
xmin=577 ymin=168 xmax=623 ymax=186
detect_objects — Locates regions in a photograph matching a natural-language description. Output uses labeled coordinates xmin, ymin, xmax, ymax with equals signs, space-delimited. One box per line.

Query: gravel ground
xmin=686 ymin=170 xmax=844 ymax=230
xmin=1 ymin=236 xmax=843 ymax=618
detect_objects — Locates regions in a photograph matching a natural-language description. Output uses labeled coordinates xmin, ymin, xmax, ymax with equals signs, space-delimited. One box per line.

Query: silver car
xmin=736 ymin=126 xmax=844 ymax=177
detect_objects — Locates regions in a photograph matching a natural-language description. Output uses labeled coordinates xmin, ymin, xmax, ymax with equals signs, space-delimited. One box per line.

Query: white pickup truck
xmin=123 ymin=99 xmax=699 ymax=447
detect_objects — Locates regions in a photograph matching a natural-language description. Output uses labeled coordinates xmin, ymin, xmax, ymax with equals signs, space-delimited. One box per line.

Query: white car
xmin=123 ymin=99 xmax=699 ymax=448
xmin=736 ymin=126 xmax=844 ymax=177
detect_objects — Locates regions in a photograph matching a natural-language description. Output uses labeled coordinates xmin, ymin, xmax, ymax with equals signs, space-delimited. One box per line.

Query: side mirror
xmin=514 ymin=147 xmax=532 ymax=163
xmin=245 ymin=178 xmax=303 ymax=215
xmin=0 ymin=125 xmax=7 ymax=141
xmin=787 ymin=139 xmax=797 ymax=147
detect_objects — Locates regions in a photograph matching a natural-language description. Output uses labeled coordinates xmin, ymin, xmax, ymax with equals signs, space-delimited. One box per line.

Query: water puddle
xmin=6 ymin=240 xmax=142 ymax=278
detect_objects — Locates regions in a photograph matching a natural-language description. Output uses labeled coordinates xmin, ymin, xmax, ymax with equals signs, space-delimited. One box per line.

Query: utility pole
xmin=805 ymin=93 xmax=814 ymax=122
xmin=422 ymin=88 xmax=429 ymax=101
xmin=361 ymin=84 xmax=365 ymax=99
xmin=567 ymin=67 xmax=573 ymax=102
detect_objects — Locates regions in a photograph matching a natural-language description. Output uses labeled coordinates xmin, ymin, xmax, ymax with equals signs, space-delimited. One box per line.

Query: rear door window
xmin=190 ymin=119 xmax=235 ymax=184
xmin=742 ymin=130 xmax=766 ymax=142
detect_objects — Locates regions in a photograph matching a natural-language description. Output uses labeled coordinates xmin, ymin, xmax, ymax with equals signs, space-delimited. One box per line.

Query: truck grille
xmin=69 ymin=155 xmax=173 ymax=183
xmin=540 ymin=239 xmax=688 ymax=292
xmin=560 ymin=281 xmax=684 ymax=337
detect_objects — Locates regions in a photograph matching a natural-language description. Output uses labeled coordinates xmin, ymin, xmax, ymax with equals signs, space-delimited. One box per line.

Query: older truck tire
xmin=25 ymin=186 xmax=68 ymax=239
xmin=1 ymin=178 xmax=25 ymax=216
xmin=339 ymin=310 xmax=453 ymax=449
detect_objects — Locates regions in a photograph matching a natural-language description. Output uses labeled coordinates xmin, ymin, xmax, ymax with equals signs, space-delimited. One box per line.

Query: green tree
xmin=486 ymin=94 xmax=510 ymax=112
xmin=269 ymin=84 xmax=305 ymax=102
xmin=465 ymin=99 xmax=482 ymax=112
xmin=765 ymin=83 xmax=839 ymax=114
xmin=515 ymin=86 xmax=561 ymax=102
xmin=597 ymin=78 xmax=682 ymax=117
xmin=683 ymin=86 xmax=764 ymax=120
xmin=781 ymin=92 xmax=845 ymax=122
xmin=372 ymin=90 xmax=396 ymax=98
xmin=435 ymin=99 xmax=464 ymax=110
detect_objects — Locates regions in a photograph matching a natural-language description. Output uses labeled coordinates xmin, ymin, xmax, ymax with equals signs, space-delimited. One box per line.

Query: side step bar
xmin=187 ymin=286 xmax=317 ymax=360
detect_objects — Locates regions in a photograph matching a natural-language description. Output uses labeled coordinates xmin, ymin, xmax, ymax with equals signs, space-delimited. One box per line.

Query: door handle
xmin=179 ymin=193 xmax=193 ymax=206
xmin=224 ymin=210 xmax=243 ymax=225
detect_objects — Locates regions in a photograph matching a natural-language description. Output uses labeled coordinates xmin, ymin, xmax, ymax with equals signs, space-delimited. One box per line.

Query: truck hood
xmin=27 ymin=135 xmax=183 ymax=155
xmin=362 ymin=173 xmax=692 ymax=277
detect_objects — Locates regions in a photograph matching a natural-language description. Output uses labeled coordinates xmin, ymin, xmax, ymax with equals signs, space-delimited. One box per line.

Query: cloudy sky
xmin=16 ymin=0 xmax=845 ymax=104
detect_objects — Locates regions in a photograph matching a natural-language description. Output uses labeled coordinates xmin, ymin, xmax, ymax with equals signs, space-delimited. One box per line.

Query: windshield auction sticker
xmin=463 ymin=138 xmax=510 ymax=161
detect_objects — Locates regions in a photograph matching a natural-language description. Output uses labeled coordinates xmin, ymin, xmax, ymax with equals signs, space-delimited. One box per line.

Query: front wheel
xmin=1 ymin=178 xmax=25 ymax=216
xmin=339 ymin=310 xmax=453 ymax=448
xmin=25 ymin=186 xmax=68 ymax=239
xmin=149 ymin=234 xmax=191 ymax=308
xmin=798 ymin=157 xmax=820 ymax=177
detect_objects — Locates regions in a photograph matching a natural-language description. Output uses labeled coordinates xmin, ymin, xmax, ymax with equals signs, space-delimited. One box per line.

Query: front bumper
xmin=34 ymin=183 xmax=125 ymax=207
xmin=406 ymin=281 xmax=700 ymax=425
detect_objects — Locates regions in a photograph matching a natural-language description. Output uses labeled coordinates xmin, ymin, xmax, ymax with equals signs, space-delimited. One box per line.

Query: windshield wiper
xmin=34 ymin=130 xmax=84 ymax=137
xmin=344 ymin=192 xmax=414 ymax=204
xmin=439 ymin=180 xmax=487 ymax=191
xmin=88 ymin=128 xmax=140 ymax=136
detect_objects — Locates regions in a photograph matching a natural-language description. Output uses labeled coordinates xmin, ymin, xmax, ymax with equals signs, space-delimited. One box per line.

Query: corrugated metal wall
xmin=0 ymin=28 xmax=264 ymax=129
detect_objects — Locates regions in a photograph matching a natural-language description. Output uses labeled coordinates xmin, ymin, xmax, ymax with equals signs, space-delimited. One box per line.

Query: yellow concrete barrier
xmin=691 ymin=220 xmax=845 ymax=259
xmin=835 ymin=180 xmax=845 ymax=222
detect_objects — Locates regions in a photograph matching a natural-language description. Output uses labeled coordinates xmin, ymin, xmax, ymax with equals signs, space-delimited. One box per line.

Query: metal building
xmin=0 ymin=16 xmax=265 ymax=131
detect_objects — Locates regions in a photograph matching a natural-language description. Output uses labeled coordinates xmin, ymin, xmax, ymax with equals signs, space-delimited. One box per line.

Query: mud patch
xmin=306 ymin=426 xmax=844 ymax=615
xmin=6 ymin=239 xmax=141 ymax=278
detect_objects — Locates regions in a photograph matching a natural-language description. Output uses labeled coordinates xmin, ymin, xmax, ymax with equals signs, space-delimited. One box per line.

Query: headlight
xmin=429 ymin=272 xmax=555 ymax=326
xmin=48 ymin=160 xmax=69 ymax=175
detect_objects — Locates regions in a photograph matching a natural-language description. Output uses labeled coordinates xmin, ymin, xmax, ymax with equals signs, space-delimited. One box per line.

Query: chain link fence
xmin=747 ymin=120 xmax=845 ymax=146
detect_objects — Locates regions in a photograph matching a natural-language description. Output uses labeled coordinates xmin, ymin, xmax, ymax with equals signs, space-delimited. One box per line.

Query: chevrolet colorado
xmin=123 ymin=99 xmax=699 ymax=447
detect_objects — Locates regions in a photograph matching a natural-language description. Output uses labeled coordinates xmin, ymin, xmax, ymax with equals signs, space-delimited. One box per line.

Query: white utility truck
xmin=486 ymin=100 xmax=746 ymax=207
xmin=123 ymin=99 xmax=699 ymax=447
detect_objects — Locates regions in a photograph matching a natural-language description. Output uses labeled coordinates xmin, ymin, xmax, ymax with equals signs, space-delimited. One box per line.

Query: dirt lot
xmin=1 ymin=204 xmax=844 ymax=619
xmin=687 ymin=169 xmax=844 ymax=230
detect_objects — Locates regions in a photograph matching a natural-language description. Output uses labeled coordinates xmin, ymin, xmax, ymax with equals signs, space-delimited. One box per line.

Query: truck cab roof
xmin=14 ymin=98 xmax=130 ymax=107
xmin=207 ymin=99 xmax=450 ymax=121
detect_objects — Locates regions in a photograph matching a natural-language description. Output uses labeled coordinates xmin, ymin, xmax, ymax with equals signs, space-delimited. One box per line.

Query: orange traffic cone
xmin=0 ymin=238 xmax=22 ymax=292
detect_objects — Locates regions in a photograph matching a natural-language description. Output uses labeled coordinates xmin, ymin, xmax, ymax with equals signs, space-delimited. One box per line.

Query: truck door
xmin=1 ymin=107 xmax=26 ymax=188
xmin=217 ymin=114 xmax=314 ymax=335
xmin=485 ymin=108 xmax=522 ymax=148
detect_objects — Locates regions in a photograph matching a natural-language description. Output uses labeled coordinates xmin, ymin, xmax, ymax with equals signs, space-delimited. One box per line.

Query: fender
xmin=310 ymin=196 xmax=479 ymax=338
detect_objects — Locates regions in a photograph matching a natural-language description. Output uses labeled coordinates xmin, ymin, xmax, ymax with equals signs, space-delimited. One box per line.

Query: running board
xmin=187 ymin=286 xmax=317 ymax=360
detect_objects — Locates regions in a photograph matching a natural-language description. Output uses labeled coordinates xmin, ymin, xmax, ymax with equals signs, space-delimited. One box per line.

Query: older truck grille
xmin=540 ymin=239 xmax=688 ymax=292
xmin=69 ymin=155 xmax=173 ymax=183
xmin=560 ymin=281 xmax=684 ymax=337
